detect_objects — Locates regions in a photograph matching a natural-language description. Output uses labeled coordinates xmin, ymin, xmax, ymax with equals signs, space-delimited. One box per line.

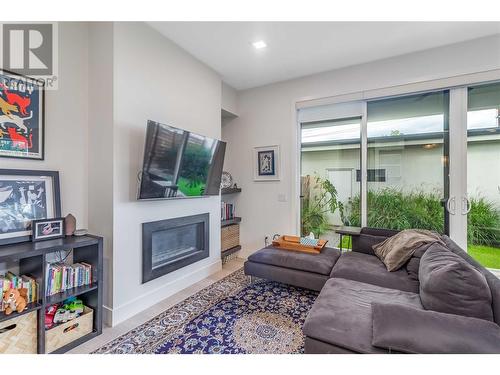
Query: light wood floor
xmin=68 ymin=258 xmax=245 ymax=354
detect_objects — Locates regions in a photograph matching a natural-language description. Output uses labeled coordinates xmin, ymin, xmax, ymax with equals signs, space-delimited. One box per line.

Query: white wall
xmin=111 ymin=23 xmax=222 ymax=325
xmin=223 ymin=34 xmax=500 ymax=258
xmin=222 ymin=82 xmax=238 ymax=116
xmin=88 ymin=22 xmax=114 ymax=325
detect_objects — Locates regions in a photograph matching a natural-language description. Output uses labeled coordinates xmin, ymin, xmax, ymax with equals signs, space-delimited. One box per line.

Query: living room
xmin=0 ymin=0 xmax=499 ymax=371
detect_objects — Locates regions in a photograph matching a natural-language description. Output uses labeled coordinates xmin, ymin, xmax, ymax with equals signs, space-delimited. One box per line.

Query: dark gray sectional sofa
xmin=244 ymin=228 xmax=500 ymax=354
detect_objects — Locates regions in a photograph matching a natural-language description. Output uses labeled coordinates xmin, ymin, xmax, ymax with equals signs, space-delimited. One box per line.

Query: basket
xmin=221 ymin=224 xmax=240 ymax=251
xmin=45 ymin=305 xmax=93 ymax=353
xmin=0 ymin=310 xmax=37 ymax=354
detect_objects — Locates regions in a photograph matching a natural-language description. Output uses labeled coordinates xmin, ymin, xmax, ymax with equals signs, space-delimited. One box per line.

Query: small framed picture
xmin=253 ymin=145 xmax=280 ymax=181
xmin=31 ymin=217 xmax=65 ymax=242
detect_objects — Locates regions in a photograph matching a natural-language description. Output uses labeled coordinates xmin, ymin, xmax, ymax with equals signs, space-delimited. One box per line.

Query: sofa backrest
xmin=440 ymin=235 xmax=500 ymax=326
xmin=360 ymin=227 xmax=400 ymax=237
xmin=353 ymin=228 xmax=500 ymax=325
xmin=351 ymin=227 xmax=400 ymax=255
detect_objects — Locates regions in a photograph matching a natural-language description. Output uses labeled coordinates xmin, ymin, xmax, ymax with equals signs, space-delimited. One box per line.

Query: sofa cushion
xmin=303 ymin=278 xmax=422 ymax=354
xmin=373 ymin=229 xmax=444 ymax=271
xmin=331 ymin=251 xmax=419 ymax=293
xmin=441 ymin=235 xmax=500 ymax=325
xmin=244 ymin=261 xmax=328 ymax=291
xmin=247 ymin=246 xmax=341 ymax=276
xmin=419 ymin=242 xmax=494 ymax=321
xmin=371 ymin=302 xmax=500 ymax=354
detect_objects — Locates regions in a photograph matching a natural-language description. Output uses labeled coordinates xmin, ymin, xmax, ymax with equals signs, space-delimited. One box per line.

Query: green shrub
xmin=468 ymin=198 xmax=500 ymax=246
xmin=346 ymin=188 xmax=500 ymax=246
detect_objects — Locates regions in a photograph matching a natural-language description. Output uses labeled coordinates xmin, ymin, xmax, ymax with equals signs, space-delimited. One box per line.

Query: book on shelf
xmin=0 ymin=272 xmax=39 ymax=311
xmin=45 ymin=262 xmax=93 ymax=297
xmin=221 ymin=201 xmax=235 ymax=221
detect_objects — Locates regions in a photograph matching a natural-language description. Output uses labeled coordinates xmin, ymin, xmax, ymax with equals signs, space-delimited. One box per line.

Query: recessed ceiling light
xmin=252 ymin=40 xmax=267 ymax=50
xmin=422 ymin=143 xmax=438 ymax=150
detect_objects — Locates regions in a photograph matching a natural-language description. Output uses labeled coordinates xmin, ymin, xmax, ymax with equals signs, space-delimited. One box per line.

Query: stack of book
xmin=45 ymin=262 xmax=93 ymax=297
xmin=221 ymin=202 xmax=235 ymax=221
xmin=0 ymin=272 xmax=39 ymax=310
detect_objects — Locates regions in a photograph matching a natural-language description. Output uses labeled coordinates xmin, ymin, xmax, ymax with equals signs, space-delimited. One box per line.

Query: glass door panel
xmin=300 ymin=117 xmax=361 ymax=247
xmin=366 ymin=91 xmax=450 ymax=233
xmin=467 ymin=82 xmax=500 ymax=269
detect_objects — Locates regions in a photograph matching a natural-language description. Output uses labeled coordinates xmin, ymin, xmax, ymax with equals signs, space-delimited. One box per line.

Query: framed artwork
xmin=32 ymin=217 xmax=65 ymax=242
xmin=253 ymin=145 xmax=280 ymax=181
xmin=0 ymin=69 xmax=45 ymax=160
xmin=0 ymin=169 xmax=61 ymax=245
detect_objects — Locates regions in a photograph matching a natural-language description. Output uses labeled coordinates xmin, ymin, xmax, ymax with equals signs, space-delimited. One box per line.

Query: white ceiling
xmin=149 ymin=22 xmax=500 ymax=90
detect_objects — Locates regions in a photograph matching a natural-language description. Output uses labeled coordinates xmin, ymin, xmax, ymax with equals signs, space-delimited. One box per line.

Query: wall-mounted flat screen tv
xmin=138 ymin=120 xmax=226 ymax=200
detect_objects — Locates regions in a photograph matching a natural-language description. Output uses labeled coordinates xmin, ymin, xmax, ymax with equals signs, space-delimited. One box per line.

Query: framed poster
xmin=253 ymin=145 xmax=280 ymax=181
xmin=0 ymin=169 xmax=61 ymax=245
xmin=0 ymin=69 xmax=45 ymax=160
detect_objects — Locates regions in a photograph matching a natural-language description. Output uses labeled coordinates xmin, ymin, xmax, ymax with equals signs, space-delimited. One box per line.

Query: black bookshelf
xmin=0 ymin=235 xmax=103 ymax=354
xmin=45 ymin=282 xmax=99 ymax=305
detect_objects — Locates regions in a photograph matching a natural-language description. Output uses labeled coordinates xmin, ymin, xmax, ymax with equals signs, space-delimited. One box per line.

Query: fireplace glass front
xmin=143 ymin=213 xmax=209 ymax=283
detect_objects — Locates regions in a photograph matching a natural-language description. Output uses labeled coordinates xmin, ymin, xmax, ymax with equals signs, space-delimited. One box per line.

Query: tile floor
xmin=68 ymin=258 xmax=245 ymax=354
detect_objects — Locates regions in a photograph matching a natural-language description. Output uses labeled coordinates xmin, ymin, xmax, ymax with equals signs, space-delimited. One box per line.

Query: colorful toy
xmin=63 ymin=297 xmax=84 ymax=314
xmin=53 ymin=308 xmax=78 ymax=324
xmin=2 ymin=288 xmax=28 ymax=315
xmin=45 ymin=304 xmax=58 ymax=329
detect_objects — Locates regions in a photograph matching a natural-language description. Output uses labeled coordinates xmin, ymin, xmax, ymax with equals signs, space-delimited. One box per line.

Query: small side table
xmin=334 ymin=226 xmax=361 ymax=252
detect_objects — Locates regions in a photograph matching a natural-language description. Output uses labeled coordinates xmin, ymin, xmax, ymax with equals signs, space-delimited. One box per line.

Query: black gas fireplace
xmin=142 ymin=213 xmax=209 ymax=283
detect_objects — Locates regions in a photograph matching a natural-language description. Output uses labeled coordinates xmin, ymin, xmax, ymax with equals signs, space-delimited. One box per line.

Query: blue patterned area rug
xmin=93 ymin=268 xmax=318 ymax=354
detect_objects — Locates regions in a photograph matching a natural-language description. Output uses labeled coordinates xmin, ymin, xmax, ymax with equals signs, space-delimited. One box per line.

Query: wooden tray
xmin=272 ymin=235 xmax=328 ymax=254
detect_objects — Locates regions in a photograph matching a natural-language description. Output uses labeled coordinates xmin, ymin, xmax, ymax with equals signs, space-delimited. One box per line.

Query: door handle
xmin=462 ymin=196 xmax=471 ymax=215
xmin=446 ymin=197 xmax=456 ymax=215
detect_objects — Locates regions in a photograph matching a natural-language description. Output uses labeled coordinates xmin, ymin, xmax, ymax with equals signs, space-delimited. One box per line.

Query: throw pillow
xmin=419 ymin=242 xmax=494 ymax=321
xmin=373 ymin=229 xmax=443 ymax=272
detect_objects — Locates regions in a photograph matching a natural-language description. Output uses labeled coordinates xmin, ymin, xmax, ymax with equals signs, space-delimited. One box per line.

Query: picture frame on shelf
xmin=0 ymin=69 xmax=45 ymax=160
xmin=31 ymin=217 xmax=65 ymax=242
xmin=253 ymin=145 xmax=280 ymax=181
xmin=0 ymin=169 xmax=61 ymax=245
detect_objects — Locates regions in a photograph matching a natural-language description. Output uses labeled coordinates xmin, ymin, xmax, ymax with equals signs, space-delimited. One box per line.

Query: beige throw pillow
xmin=373 ymin=229 xmax=444 ymax=272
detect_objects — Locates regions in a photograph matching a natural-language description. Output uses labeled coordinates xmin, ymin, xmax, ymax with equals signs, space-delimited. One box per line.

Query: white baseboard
xmin=102 ymin=305 xmax=113 ymax=327
xmin=107 ymin=259 xmax=222 ymax=326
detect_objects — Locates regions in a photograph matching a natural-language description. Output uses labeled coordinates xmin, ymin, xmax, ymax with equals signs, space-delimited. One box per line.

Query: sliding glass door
xmin=365 ymin=91 xmax=450 ymax=233
xmin=299 ymin=103 xmax=363 ymax=247
xmin=297 ymin=82 xmax=500 ymax=270
xmin=465 ymin=83 xmax=500 ymax=269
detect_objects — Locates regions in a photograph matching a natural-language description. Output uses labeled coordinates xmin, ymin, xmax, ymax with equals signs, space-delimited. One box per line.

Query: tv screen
xmin=138 ymin=120 xmax=226 ymax=200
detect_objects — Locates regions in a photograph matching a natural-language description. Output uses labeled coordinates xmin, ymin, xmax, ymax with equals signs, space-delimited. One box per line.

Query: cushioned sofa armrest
xmin=371 ymin=302 xmax=500 ymax=354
